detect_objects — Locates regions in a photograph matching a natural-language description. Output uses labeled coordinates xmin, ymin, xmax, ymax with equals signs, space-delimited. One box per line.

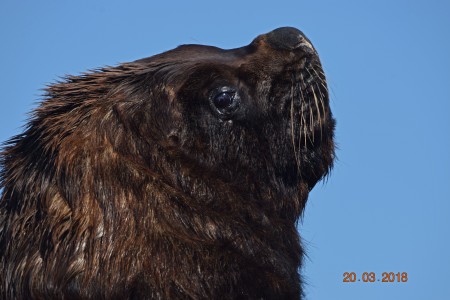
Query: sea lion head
xmin=114 ymin=26 xmax=335 ymax=219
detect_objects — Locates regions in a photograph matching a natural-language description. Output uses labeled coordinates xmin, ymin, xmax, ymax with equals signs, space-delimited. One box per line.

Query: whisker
xmin=309 ymin=104 xmax=314 ymax=143
xmin=314 ymin=64 xmax=326 ymax=76
xmin=315 ymin=81 xmax=327 ymax=130
xmin=312 ymin=68 xmax=329 ymax=93
xmin=311 ymin=84 xmax=323 ymax=141
xmin=312 ymin=65 xmax=330 ymax=137
xmin=290 ymin=73 xmax=300 ymax=170
xmin=302 ymin=104 xmax=308 ymax=150
xmin=299 ymin=74 xmax=307 ymax=150
xmin=305 ymin=69 xmax=315 ymax=143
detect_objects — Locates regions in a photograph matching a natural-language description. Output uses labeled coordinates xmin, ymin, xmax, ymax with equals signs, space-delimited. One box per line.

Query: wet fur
xmin=0 ymin=29 xmax=335 ymax=299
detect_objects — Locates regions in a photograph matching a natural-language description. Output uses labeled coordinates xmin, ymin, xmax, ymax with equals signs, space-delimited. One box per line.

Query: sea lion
xmin=0 ymin=27 xmax=335 ymax=299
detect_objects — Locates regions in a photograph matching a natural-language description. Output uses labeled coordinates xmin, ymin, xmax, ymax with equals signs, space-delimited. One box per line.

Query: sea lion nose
xmin=265 ymin=27 xmax=314 ymax=51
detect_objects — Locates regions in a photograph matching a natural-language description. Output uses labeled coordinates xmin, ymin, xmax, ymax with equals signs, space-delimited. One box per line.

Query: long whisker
xmin=305 ymin=68 xmax=316 ymax=143
xmin=313 ymin=66 xmax=330 ymax=138
xmin=299 ymin=74 xmax=307 ymax=150
xmin=290 ymin=73 xmax=300 ymax=170
xmin=312 ymin=68 xmax=329 ymax=93
xmin=296 ymin=80 xmax=302 ymax=156
xmin=311 ymin=84 xmax=323 ymax=141
xmin=309 ymin=103 xmax=314 ymax=143
xmin=315 ymin=81 xmax=327 ymax=132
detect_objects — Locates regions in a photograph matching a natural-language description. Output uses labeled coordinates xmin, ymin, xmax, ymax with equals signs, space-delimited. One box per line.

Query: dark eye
xmin=209 ymin=87 xmax=241 ymax=118
xmin=213 ymin=92 xmax=234 ymax=109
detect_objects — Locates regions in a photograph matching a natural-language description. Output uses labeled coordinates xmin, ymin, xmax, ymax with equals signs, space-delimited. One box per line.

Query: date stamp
xmin=343 ymin=272 xmax=408 ymax=283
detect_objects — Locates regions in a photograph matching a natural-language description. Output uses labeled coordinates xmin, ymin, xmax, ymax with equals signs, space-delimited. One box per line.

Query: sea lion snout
xmin=265 ymin=27 xmax=314 ymax=52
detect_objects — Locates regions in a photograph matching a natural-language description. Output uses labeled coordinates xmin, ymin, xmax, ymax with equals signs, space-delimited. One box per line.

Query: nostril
xmin=265 ymin=27 xmax=312 ymax=51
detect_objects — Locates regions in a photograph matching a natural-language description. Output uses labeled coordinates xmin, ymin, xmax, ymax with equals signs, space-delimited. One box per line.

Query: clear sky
xmin=1 ymin=1 xmax=449 ymax=299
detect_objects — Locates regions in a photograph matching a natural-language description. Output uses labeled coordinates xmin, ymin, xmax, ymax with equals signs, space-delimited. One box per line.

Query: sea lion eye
xmin=213 ymin=92 xmax=234 ymax=109
xmin=209 ymin=87 xmax=240 ymax=118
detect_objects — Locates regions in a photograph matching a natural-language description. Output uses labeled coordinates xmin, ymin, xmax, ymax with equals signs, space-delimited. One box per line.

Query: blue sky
xmin=1 ymin=1 xmax=449 ymax=299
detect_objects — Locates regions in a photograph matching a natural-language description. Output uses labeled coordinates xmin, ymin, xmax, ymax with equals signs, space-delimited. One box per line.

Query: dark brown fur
xmin=0 ymin=27 xmax=335 ymax=299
